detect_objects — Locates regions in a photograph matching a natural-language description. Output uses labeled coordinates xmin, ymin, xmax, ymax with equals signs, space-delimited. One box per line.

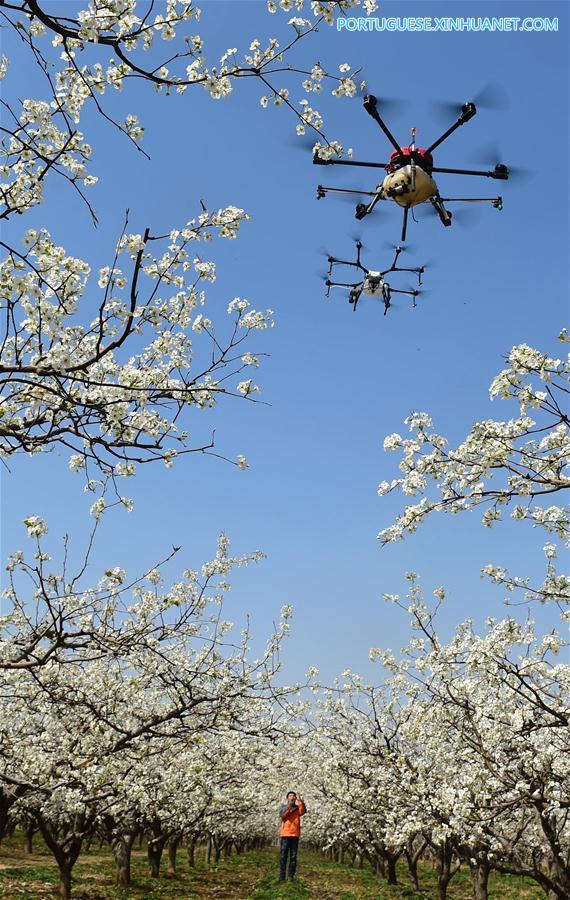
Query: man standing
xmin=278 ymin=791 xmax=306 ymax=882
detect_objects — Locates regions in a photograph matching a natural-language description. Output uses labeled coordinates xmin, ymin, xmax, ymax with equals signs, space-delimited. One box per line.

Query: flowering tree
xmin=2 ymin=1 xmax=366 ymax=141
xmin=0 ymin=209 xmax=273 ymax=475
xmin=377 ymin=579 xmax=570 ymax=900
xmin=0 ymin=515 xmax=297 ymax=897
xmin=298 ymin=576 xmax=569 ymax=900
xmin=6 ymin=682 xmax=286 ymax=896
xmin=377 ymin=335 xmax=570 ymax=614
xmin=0 ymin=0 xmax=373 ymax=474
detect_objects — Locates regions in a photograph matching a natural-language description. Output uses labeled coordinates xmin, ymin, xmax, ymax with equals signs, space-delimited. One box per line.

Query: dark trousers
xmin=279 ymin=836 xmax=299 ymax=879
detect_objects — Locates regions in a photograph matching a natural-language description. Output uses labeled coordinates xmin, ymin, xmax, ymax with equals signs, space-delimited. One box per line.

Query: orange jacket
xmin=279 ymin=799 xmax=306 ymax=837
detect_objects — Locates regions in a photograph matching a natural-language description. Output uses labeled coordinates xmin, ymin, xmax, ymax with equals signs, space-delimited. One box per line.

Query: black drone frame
xmin=324 ymin=241 xmax=424 ymax=315
xmin=315 ymin=95 xmax=507 ymax=242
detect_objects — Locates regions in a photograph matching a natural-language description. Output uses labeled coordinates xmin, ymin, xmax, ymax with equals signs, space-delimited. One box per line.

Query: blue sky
xmin=1 ymin=0 xmax=568 ymax=681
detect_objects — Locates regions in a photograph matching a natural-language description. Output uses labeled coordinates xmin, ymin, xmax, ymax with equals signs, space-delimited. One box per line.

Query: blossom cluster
xmin=0 ymin=207 xmax=272 ymax=475
xmin=376 ymin=337 xmax=569 ymax=615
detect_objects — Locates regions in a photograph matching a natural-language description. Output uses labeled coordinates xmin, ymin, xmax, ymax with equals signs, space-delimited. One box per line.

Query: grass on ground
xmin=0 ymin=834 xmax=546 ymax=899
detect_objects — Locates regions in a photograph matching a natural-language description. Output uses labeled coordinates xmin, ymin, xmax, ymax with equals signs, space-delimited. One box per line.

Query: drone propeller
xmin=348 ymin=231 xmax=366 ymax=248
xmin=396 ymin=286 xmax=430 ymax=310
xmin=431 ymin=80 xmax=509 ymax=121
xmin=418 ymin=202 xmax=480 ymax=227
xmin=356 ymin=87 xmax=410 ymax=121
xmin=287 ymin=131 xmax=321 ymax=153
xmin=448 ymin=206 xmax=481 ymax=226
xmin=334 ymin=188 xmax=376 ymax=206
xmin=382 ymin=239 xmax=418 ymax=254
xmin=362 ymin=96 xmax=410 ymax=119
xmin=288 ymin=132 xmax=347 ymax=162
xmin=469 ymin=143 xmax=532 ymax=182
xmin=472 ymin=82 xmax=509 ymax=111
xmin=408 ymin=286 xmax=430 ymax=297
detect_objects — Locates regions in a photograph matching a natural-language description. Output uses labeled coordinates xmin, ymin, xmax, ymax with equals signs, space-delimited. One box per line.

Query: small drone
xmin=323 ymin=241 xmax=425 ymax=315
xmin=314 ymin=94 xmax=508 ymax=242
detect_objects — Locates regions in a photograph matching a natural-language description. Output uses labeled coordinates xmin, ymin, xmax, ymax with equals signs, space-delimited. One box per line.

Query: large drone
xmin=324 ymin=241 xmax=425 ymax=315
xmin=315 ymin=94 xmax=508 ymax=242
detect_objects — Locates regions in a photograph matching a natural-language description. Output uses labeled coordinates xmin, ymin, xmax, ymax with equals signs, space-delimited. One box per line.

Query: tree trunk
xmin=470 ymin=859 xmax=490 ymax=900
xmin=434 ymin=839 xmax=459 ymax=900
xmin=405 ymin=850 xmax=419 ymax=890
xmin=24 ymin=823 xmax=35 ymax=855
xmin=186 ymin=835 xmax=196 ymax=868
xmin=386 ymin=854 xmax=398 ymax=885
xmin=0 ymin=787 xmax=26 ymax=843
xmin=35 ymin=813 xmax=85 ymax=900
xmin=58 ymin=865 xmax=72 ymax=900
xmin=167 ymin=836 xmax=179 ymax=875
xmin=147 ymin=836 xmax=167 ymax=878
xmin=206 ymin=836 xmax=213 ymax=865
xmin=405 ymin=836 xmax=426 ymax=891
xmin=112 ymin=833 xmax=135 ymax=889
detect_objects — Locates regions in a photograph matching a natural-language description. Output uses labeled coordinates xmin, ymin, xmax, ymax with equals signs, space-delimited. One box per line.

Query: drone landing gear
xmin=430 ymin=195 xmax=453 ymax=227
xmin=349 ymin=287 xmax=363 ymax=311
xmin=401 ymin=207 xmax=409 ymax=242
xmin=383 ymin=286 xmax=422 ymax=315
xmin=355 ymin=191 xmax=383 ymax=221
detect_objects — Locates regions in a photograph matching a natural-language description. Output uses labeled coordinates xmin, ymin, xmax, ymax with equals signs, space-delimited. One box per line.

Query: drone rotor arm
xmin=318 ymin=186 xmax=378 ymax=199
xmin=380 ymin=246 xmax=403 ymax=275
xmin=389 ymin=266 xmax=425 ymax=276
xmin=436 ymin=196 xmax=505 ymax=203
xmin=328 ymin=279 xmax=365 ymax=289
xmin=314 ymin=156 xmax=388 ymax=170
xmin=431 ymin=165 xmax=509 ymax=179
xmin=388 ymin=288 xmax=420 ymax=297
xmin=328 ymin=256 xmax=354 ymax=265
xmin=425 ymin=102 xmax=477 ymax=154
xmin=362 ymin=95 xmax=403 ymax=155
